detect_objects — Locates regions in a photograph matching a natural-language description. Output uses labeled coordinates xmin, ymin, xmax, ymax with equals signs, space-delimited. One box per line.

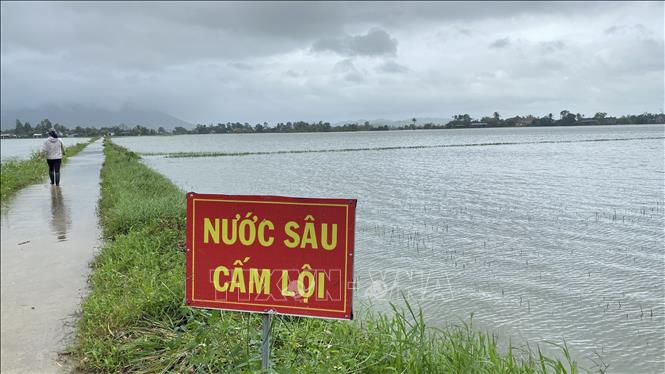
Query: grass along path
xmin=0 ymin=138 xmax=96 ymax=204
xmin=74 ymin=139 xmax=581 ymax=373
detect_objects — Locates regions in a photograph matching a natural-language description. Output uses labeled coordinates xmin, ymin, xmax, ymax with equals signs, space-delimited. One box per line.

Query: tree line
xmin=2 ymin=111 xmax=663 ymax=138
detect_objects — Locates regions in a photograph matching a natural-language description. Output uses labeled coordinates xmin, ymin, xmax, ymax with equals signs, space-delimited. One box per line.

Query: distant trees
xmin=615 ymin=112 xmax=664 ymax=124
xmin=14 ymin=120 xmax=24 ymax=136
xmin=560 ymin=110 xmax=570 ymax=119
xmin=536 ymin=114 xmax=555 ymax=126
xmin=11 ymin=118 xmax=63 ymax=137
xmin=440 ymin=111 xmax=664 ymax=129
xmin=1 ymin=111 xmax=663 ymax=138
xmin=446 ymin=114 xmax=473 ymax=128
xmin=559 ymin=112 xmax=577 ymax=126
xmin=3 ymin=120 xmax=166 ymax=138
xmin=173 ymin=126 xmax=188 ymax=135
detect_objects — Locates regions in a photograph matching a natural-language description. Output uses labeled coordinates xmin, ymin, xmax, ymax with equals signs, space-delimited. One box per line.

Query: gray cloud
xmin=333 ymin=59 xmax=357 ymax=72
xmin=283 ymin=69 xmax=301 ymax=78
xmin=540 ymin=40 xmax=565 ymax=53
xmin=1 ymin=1 xmax=663 ymax=123
xmin=228 ymin=62 xmax=255 ymax=71
xmin=332 ymin=59 xmax=366 ymax=83
xmin=456 ymin=27 xmax=472 ymax=36
xmin=312 ymin=28 xmax=397 ymax=56
xmin=605 ymin=24 xmax=650 ymax=36
xmin=344 ymin=72 xmax=365 ymax=83
xmin=377 ymin=60 xmax=409 ymax=74
xmin=490 ymin=37 xmax=511 ymax=49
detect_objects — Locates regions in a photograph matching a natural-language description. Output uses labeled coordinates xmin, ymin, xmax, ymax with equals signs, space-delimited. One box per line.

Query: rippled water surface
xmin=1 ymin=138 xmax=92 ymax=161
xmin=115 ymin=125 xmax=665 ymax=373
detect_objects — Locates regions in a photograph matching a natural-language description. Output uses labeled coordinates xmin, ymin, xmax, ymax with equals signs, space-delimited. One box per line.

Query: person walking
xmin=41 ymin=128 xmax=66 ymax=186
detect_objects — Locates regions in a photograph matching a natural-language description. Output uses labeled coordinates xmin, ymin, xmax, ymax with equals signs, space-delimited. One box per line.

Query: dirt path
xmin=1 ymin=140 xmax=103 ymax=373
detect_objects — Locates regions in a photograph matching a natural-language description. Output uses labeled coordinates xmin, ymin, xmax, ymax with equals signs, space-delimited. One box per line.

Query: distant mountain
xmin=334 ymin=117 xmax=452 ymax=127
xmin=0 ymin=104 xmax=192 ymax=130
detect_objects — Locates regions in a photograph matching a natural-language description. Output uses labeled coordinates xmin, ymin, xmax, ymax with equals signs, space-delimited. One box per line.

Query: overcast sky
xmin=1 ymin=1 xmax=663 ymax=124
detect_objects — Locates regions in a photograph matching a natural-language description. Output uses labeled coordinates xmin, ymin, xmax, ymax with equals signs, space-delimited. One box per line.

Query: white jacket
xmin=42 ymin=137 xmax=66 ymax=160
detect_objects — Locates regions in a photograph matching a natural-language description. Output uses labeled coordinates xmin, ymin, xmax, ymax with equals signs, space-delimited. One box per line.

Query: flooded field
xmin=1 ymin=137 xmax=92 ymax=161
xmin=114 ymin=125 xmax=665 ymax=373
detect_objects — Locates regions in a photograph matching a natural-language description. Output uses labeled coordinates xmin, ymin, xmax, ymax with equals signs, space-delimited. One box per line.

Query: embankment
xmin=74 ymin=139 xmax=578 ymax=372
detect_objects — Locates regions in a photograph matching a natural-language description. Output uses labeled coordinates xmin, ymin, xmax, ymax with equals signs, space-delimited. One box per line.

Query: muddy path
xmin=1 ymin=140 xmax=103 ymax=373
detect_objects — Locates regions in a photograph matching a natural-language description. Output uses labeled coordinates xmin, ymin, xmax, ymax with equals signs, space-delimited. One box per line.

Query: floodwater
xmin=1 ymin=137 xmax=92 ymax=161
xmin=0 ymin=140 xmax=103 ymax=373
xmin=114 ymin=125 xmax=665 ymax=373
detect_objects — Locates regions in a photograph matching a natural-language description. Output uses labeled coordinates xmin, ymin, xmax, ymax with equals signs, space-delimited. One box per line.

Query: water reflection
xmin=50 ymin=186 xmax=69 ymax=241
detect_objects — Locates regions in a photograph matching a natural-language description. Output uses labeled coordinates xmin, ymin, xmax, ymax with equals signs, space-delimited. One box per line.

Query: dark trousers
xmin=47 ymin=158 xmax=62 ymax=185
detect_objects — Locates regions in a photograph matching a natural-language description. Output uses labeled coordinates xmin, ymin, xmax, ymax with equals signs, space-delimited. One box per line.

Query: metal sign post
xmin=261 ymin=313 xmax=271 ymax=371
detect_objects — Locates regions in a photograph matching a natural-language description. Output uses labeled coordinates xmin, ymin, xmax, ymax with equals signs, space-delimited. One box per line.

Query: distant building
xmin=33 ymin=133 xmax=43 ymax=138
xmin=0 ymin=133 xmax=17 ymax=138
xmin=469 ymin=122 xmax=488 ymax=127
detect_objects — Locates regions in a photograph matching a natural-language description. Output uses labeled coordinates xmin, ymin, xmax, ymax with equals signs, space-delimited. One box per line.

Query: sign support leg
xmin=261 ymin=313 xmax=271 ymax=371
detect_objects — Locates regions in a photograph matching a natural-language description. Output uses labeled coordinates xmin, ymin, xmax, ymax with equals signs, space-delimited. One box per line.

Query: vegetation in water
xmin=72 ymin=139 xmax=586 ymax=373
xmin=138 ymin=136 xmax=664 ymax=159
xmin=0 ymin=138 xmax=95 ymax=204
